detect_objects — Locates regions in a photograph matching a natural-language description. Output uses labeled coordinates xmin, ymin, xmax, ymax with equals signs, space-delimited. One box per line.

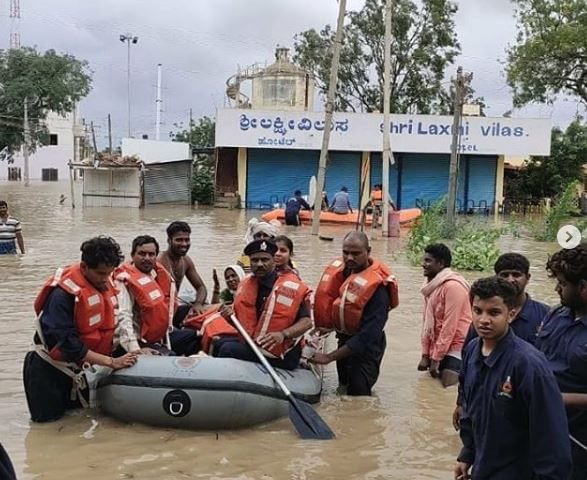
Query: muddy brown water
xmin=0 ymin=181 xmax=562 ymax=479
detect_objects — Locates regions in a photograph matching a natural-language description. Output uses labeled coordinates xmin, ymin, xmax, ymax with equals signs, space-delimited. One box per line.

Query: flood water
xmin=0 ymin=181 xmax=563 ymax=479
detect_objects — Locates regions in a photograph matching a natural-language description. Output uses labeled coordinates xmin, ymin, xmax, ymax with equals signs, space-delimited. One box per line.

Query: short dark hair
xmin=341 ymin=186 xmax=348 ymax=192
xmin=470 ymin=276 xmax=517 ymax=309
xmin=494 ymin=253 xmax=530 ymax=275
xmin=424 ymin=243 xmax=452 ymax=268
xmin=546 ymin=244 xmax=587 ymax=285
xmin=166 ymin=221 xmax=191 ymax=239
xmin=131 ymin=235 xmax=159 ymax=256
xmin=80 ymin=236 xmax=123 ymax=269
xmin=294 ymin=190 xmax=302 ymax=196
xmin=0 ymin=200 xmax=7 ymax=207
xmin=343 ymin=230 xmax=370 ymax=249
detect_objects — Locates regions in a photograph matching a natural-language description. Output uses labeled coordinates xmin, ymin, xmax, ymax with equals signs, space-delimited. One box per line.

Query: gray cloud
xmin=2 ymin=0 xmax=580 ymax=148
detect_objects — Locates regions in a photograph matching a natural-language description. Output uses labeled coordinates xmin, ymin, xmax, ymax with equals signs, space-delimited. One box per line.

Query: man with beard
xmin=115 ymin=235 xmax=199 ymax=356
xmin=218 ymin=239 xmax=312 ymax=370
xmin=535 ymin=244 xmax=587 ymax=480
xmin=311 ymin=231 xmax=399 ymax=395
xmin=158 ymin=221 xmax=207 ymax=327
xmin=418 ymin=243 xmax=472 ymax=388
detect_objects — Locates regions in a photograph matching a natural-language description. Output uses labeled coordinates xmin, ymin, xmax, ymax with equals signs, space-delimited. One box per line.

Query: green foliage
xmin=451 ymin=229 xmax=501 ymax=271
xmin=510 ymin=120 xmax=587 ymax=198
xmin=407 ymin=200 xmax=502 ymax=271
xmin=191 ymin=165 xmax=214 ymax=205
xmin=293 ymin=0 xmax=461 ymax=113
xmin=533 ymin=180 xmax=581 ymax=241
xmin=506 ymin=0 xmax=587 ymax=106
xmin=0 ymin=47 xmax=92 ymax=152
xmin=170 ymin=116 xmax=215 ymax=148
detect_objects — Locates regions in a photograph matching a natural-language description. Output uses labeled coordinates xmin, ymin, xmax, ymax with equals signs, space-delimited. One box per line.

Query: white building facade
xmin=1 ymin=110 xmax=83 ymax=182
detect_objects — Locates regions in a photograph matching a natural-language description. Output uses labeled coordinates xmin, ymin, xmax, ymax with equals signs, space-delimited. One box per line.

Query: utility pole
xmin=23 ymin=97 xmax=30 ymax=186
xmin=381 ymin=0 xmax=393 ymax=237
xmin=107 ymin=114 xmax=113 ymax=153
xmin=446 ymin=66 xmax=473 ymax=229
xmin=90 ymin=121 xmax=98 ymax=156
xmin=155 ymin=63 xmax=162 ymax=141
xmin=311 ymin=0 xmax=347 ymax=236
xmin=120 ymin=33 xmax=139 ymax=137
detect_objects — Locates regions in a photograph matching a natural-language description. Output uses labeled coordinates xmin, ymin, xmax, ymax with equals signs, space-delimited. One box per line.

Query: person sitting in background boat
xmin=114 ymin=235 xmax=200 ymax=356
xmin=211 ymin=265 xmax=246 ymax=304
xmin=418 ymin=243 xmax=472 ymax=388
xmin=330 ymin=186 xmax=353 ymax=215
xmin=218 ymin=239 xmax=312 ymax=370
xmin=455 ymin=277 xmax=571 ymax=480
xmin=23 ymin=236 xmax=138 ymax=423
xmin=321 ymin=191 xmax=329 ymax=211
xmin=237 ymin=218 xmax=280 ymax=273
xmin=284 ymin=190 xmax=311 ymax=226
xmin=274 ymin=235 xmax=300 ymax=277
xmin=0 ymin=200 xmax=25 ymax=255
xmin=311 ymin=231 xmax=399 ymax=395
xmin=158 ymin=221 xmax=208 ymax=327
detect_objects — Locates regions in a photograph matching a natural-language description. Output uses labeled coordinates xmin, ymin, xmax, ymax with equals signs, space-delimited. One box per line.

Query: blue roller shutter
xmin=369 ymin=153 xmax=399 ymax=205
xmin=457 ymin=158 xmax=467 ymax=212
xmin=247 ymin=149 xmax=318 ymax=208
xmin=400 ymin=154 xmax=450 ymax=209
xmin=325 ymin=152 xmax=362 ymax=208
xmin=466 ymin=156 xmax=497 ymax=209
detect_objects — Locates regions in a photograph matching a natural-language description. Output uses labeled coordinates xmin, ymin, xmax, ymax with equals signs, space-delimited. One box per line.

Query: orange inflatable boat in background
xmin=261 ymin=208 xmax=422 ymax=226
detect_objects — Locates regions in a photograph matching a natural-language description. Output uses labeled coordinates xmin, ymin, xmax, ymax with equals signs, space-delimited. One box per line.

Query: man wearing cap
xmin=284 ymin=190 xmax=311 ymax=226
xmin=218 ymin=239 xmax=312 ymax=370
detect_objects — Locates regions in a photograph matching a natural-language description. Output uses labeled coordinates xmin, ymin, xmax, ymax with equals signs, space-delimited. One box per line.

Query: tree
xmin=506 ymin=0 xmax=587 ymax=106
xmin=292 ymin=0 xmax=461 ymax=113
xmin=511 ymin=119 xmax=587 ymax=198
xmin=170 ymin=115 xmax=215 ymax=148
xmin=0 ymin=47 xmax=92 ymax=153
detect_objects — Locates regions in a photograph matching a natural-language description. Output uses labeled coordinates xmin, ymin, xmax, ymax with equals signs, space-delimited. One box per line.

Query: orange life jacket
xmin=34 ymin=263 xmax=118 ymax=360
xmin=314 ymin=258 xmax=399 ymax=334
xmin=183 ymin=304 xmax=238 ymax=354
xmin=234 ymin=271 xmax=311 ymax=358
xmin=114 ymin=262 xmax=175 ymax=344
xmin=371 ymin=190 xmax=383 ymax=202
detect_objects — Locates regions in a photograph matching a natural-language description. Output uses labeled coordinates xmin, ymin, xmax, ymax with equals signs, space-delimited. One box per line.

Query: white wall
xmin=122 ymin=138 xmax=190 ymax=165
xmin=1 ymin=111 xmax=77 ymax=181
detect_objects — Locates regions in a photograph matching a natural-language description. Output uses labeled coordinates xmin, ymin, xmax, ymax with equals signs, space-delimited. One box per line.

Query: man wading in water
xmin=158 ymin=221 xmax=207 ymax=327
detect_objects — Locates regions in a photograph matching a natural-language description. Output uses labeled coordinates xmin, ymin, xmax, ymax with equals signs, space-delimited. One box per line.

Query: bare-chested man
xmin=158 ymin=221 xmax=207 ymax=327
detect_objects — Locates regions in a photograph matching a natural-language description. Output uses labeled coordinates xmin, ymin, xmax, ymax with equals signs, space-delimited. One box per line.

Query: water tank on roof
xmin=251 ymin=47 xmax=314 ymax=111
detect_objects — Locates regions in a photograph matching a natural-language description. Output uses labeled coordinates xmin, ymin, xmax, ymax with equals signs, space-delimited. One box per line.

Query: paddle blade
xmin=288 ymin=397 xmax=335 ymax=440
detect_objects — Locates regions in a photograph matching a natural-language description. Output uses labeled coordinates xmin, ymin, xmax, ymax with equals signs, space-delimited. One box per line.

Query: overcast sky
xmin=1 ymin=0 xmax=581 ymax=148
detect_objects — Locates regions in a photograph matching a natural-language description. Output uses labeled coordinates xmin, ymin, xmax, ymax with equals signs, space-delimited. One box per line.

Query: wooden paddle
xmin=230 ymin=314 xmax=335 ymax=440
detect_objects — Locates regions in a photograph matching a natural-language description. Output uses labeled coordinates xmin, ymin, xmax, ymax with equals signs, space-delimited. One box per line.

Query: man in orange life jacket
xmin=217 ymin=239 xmax=313 ymax=370
xmin=311 ymin=231 xmax=398 ymax=395
xmin=114 ymin=235 xmax=200 ymax=356
xmin=23 ymin=237 xmax=138 ymax=423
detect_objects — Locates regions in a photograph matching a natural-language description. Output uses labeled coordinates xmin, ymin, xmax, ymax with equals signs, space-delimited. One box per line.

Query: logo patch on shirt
xmin=498 ymin=376 xmax=513 ymax=398
xmin=138 ymin=276 xmax=153 ymax=286
xmin=87 ymin=294 xmax=100 ymax=307
xmin=89 ymin=314 xmax=101 ymax=326
xmin=149 ymin=289 xmax=162 ymax=300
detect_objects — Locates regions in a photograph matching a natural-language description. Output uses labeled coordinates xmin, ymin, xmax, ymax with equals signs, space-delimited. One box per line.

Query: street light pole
xmin=120 ymin=33 xmax=139 ymax=138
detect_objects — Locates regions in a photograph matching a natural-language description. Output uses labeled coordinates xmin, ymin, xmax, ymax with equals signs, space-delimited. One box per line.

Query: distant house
xmin=1 ymin=110 xmax=84 ymax=182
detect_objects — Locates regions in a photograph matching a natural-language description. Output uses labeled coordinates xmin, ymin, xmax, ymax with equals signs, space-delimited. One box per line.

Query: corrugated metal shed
xmin=80 ymin=168 xmax=142 ymax=208
xmin=144 ymin=160 xmax=192 ymax=205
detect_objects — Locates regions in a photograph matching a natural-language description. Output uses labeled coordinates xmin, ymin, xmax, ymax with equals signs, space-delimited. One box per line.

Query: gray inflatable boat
xmin=93 ymin=355 xmax=322 ymax=430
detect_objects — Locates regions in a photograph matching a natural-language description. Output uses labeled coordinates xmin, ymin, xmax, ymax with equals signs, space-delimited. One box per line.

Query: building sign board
xmin=216 ymin=108 xmax=551 ymax=156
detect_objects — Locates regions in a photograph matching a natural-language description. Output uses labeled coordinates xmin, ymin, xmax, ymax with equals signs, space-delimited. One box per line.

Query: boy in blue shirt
xmin=537 ymin=243 xmax=587 ymax=479
xmin=456 ymin=277 xmax=571 ymax=480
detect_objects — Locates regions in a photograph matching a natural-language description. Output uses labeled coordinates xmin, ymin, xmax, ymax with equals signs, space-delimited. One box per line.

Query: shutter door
xmin=401 ymin=154 xmax=450 ymax=209
xmin=247 ymin=149 xmax=319 ymax=208
xmin=466 ymin=156 xmax=497 ymax=209
xmin=370 ymin=153 xmax=399 ymax=205
xmin=144 ymin=161 xmax=191 ymax=205
xmin=324 ymin=152 xmax=362 ymax=208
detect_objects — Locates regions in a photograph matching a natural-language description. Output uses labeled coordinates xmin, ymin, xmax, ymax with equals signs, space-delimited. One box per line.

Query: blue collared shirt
xmin=536 ymin=306 xmax=587 ymax=443
xmin=464 ymin=295 xmax=549 ymax=348
xmin=459 ymin=330 xmax=571 ymax=480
